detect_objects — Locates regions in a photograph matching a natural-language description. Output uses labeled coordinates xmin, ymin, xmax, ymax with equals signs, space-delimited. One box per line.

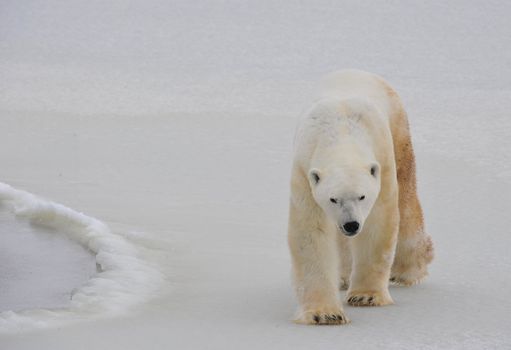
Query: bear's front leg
xmin=346 ymin=205 xmax=399 ymax=307
xmin=288 ymin=202 xmax=350 ymax=325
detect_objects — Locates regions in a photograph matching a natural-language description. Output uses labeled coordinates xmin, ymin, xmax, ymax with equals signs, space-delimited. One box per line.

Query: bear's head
xmin=308 ymin=162 xmax=380 ymax=237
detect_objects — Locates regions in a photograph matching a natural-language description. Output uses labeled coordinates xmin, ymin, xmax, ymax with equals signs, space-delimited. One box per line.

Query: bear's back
xmin=320 ymin=69 xmax=396 ymax=120
xmin=293 ymin=70 xmax=402 ymax=170
xmin=293 ymin=95 xmax=391 ymax=169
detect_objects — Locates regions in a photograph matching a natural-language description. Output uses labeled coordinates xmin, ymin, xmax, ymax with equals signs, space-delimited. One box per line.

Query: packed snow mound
xmin=0 ymin=182 xmax=164 ymax=332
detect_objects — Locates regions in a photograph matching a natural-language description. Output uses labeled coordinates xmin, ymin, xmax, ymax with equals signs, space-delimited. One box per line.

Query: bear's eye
xmin=330 ymin=198 xmax=337 ymax=204
xmin=359 ymin=195 xmax=365 ymax=201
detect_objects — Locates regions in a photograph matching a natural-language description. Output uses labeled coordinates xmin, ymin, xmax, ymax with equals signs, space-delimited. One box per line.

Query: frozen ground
xmin=1 ymin=0 xmax=511 ymax=349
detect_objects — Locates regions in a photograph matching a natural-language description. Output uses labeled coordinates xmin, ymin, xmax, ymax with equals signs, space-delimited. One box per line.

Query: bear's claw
xmin=390 ymin=273 xmax=427 ymax=286
xmin=311 ymin=313 xmax=349 ymax=325
xmin=347 ymin=295 xmax=375 ymax=306
xmin=296 ymin=309 xmax=350 ymax=325
xmin=346 ymin=291 xmax=393 ymax=307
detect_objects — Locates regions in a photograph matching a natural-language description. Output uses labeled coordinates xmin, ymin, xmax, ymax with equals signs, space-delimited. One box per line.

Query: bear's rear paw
xmin=389 ymin=274 xmax=426 ymax=286
xmin=390 ymin=265 xmax=429 ymax=286
xmin=391 ymin=235 xmax=433 ymax=286
xmin=346 ymin=290 xmax=393 ymax=307
xmin=295 ymin=307 xmax=350 ymax=325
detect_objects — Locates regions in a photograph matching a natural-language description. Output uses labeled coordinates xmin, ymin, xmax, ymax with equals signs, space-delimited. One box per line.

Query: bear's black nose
xmin=343 ymin=221 xmax=359 ymax=234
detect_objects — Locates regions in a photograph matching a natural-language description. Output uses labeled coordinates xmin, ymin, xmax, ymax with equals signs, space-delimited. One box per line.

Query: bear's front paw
xmin=295 ymin=307 xmax=350 ymax=325
xmin=346 ymin=290 xmax=393 ymax=307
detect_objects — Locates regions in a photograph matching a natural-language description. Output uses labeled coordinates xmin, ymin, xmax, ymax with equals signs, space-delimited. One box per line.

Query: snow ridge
xmin=0 ymin=182 xmax=164 ymax=332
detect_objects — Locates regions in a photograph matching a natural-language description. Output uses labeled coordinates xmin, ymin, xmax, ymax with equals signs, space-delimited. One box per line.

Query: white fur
xmin=288 ymin=70 xmax=400 ymax=325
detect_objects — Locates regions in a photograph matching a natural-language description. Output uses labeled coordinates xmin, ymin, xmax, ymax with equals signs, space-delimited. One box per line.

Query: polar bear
xmin=288 ymin=70 xmax=433 ymax=325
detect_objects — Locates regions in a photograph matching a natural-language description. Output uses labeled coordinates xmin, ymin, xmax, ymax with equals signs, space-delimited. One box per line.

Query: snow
xmin=1 ymin=0 xmax=511 ymax=348
xmin=0 ymin=183 xmax=163 ymax=331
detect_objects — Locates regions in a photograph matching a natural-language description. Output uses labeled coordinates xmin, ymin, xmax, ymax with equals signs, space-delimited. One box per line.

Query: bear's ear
xmin=308 ymin=168 xmax=322 ymax=186
xmin=370 ymin=163 xmax=380 ymax=178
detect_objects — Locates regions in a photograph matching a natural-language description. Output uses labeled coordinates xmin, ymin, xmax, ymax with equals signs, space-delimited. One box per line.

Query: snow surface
xmin=1 ymin=0 xmax=511 ymax=348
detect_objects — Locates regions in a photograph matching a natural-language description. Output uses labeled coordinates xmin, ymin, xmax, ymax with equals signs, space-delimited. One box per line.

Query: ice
xmin=1 ymin=0 xmax=511 ymax=348
xmin=0 ymin=210 xmax=96 ymax=312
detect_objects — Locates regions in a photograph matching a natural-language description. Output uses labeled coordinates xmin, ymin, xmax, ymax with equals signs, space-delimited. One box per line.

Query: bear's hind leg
xmin=391 ymin=233 xmax=433 ymax=286
xmin=391 ymin=130 xmax=434 ymax=286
